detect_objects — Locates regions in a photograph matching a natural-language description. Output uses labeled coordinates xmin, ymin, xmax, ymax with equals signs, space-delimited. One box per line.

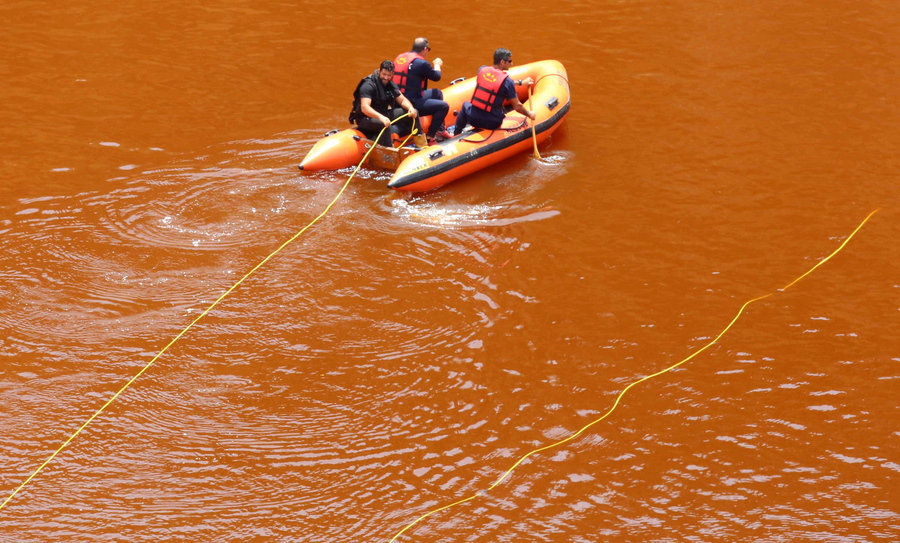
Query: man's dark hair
xmin=412 ymin=37 xmax=429 ymax=53
xmin=379 ymin=60 xmax=394 ymax=72
xmin=493 ymin=48 xmax=512 ymax=65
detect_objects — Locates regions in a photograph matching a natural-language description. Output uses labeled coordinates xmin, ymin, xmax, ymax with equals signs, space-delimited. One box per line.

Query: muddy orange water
xmin=1 ymin=1 xmax=898 ymax=541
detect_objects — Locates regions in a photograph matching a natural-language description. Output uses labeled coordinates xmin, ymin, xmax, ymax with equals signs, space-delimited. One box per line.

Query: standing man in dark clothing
xmin=351 ymin=60 xmax=418 ymax=146
xmin=453 ymin=48 xmax=535 ymax=136
xmin=393 ymin=38 xmax=451 ymax=144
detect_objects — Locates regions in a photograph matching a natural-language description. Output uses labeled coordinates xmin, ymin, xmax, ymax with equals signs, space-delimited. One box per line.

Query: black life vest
xmin=349 ymin=71 xmax=398 ymax=123
xmin=471 ymin=66 xmax=509 ymax=113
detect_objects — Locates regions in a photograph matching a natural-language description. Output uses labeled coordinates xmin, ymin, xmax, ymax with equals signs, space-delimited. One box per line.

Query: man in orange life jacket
xmin=453 ymin=48 xmax=535 ymax=136
xmin=350 ymin=60 xmax=418 ymax=146
xmin=393 ymin=37 xmax=451 ymax=144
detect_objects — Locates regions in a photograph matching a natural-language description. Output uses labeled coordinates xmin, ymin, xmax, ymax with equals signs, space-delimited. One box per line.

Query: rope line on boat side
xmin=0 ymin=114 xmax=409 ymax=513
xmin=387 ymin=208 xmax=879 ymax=543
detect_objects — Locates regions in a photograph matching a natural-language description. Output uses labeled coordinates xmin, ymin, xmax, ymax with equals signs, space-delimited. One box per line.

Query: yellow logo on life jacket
xmin=396 ymin=57 xmax=409 ymax=65
xmin=482 ymin=72 xmax=496 ymax=82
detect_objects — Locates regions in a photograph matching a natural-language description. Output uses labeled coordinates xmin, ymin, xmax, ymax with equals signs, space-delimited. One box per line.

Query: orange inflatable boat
xmin=298 ymin=60 xmax=570 ymax=192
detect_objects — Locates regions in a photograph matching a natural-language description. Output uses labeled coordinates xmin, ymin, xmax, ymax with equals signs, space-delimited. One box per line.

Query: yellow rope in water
xmin=0 ymin=116 xmax=408 ymax=512
xmin=388 ymin=208 xmax=879 ymax=543
xmin=527 ymin=85 xmax=540 ymax=159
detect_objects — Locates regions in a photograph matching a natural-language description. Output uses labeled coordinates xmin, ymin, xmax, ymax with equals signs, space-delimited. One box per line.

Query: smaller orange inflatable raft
xmin=298 ymin=60 xmax=570 ymax=192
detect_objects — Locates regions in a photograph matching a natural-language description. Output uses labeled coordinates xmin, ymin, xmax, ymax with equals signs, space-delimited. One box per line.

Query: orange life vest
xmin=392 ymin=51 xmax=427 ymax=95
xmin=471 ymin=66 xmax=509 ymax=113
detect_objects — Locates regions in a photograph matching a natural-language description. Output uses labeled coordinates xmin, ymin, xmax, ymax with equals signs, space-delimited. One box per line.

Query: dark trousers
xmin=453 ymin=101 xmax=504 ymax=135
xmin=356 ymin=107 xmax=412 ymax=146
xmin=412 ymin=89 xmax=449 ymax=137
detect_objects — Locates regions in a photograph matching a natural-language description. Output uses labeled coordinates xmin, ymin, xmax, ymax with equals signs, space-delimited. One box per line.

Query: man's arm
xmin=360 ymin=98 xmax=390 ymax=127
xmin=429 ymin=58 xmax=443 ymax=82
xmin=510 ymin=98 xmax=536 ymax=120
xmin=414 ymin=58 xmax=442 ymax=82
xmin=508 ymin=77 xmax=535 ymax=120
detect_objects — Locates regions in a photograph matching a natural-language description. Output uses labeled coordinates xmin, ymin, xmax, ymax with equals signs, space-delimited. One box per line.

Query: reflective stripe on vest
xmin=471 ymin=66 xmax=508 ymax=113
xmin=392 ymin=51 xmax=426 ymax=95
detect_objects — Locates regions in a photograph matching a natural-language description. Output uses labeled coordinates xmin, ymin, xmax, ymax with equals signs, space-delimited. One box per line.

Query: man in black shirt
xmin=351 ymin=60 xmax=418 ymax=146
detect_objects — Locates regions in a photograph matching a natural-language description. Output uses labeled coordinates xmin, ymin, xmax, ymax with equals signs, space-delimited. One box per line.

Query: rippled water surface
xmin=1 ymin=1 xmax=898 ymax=542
